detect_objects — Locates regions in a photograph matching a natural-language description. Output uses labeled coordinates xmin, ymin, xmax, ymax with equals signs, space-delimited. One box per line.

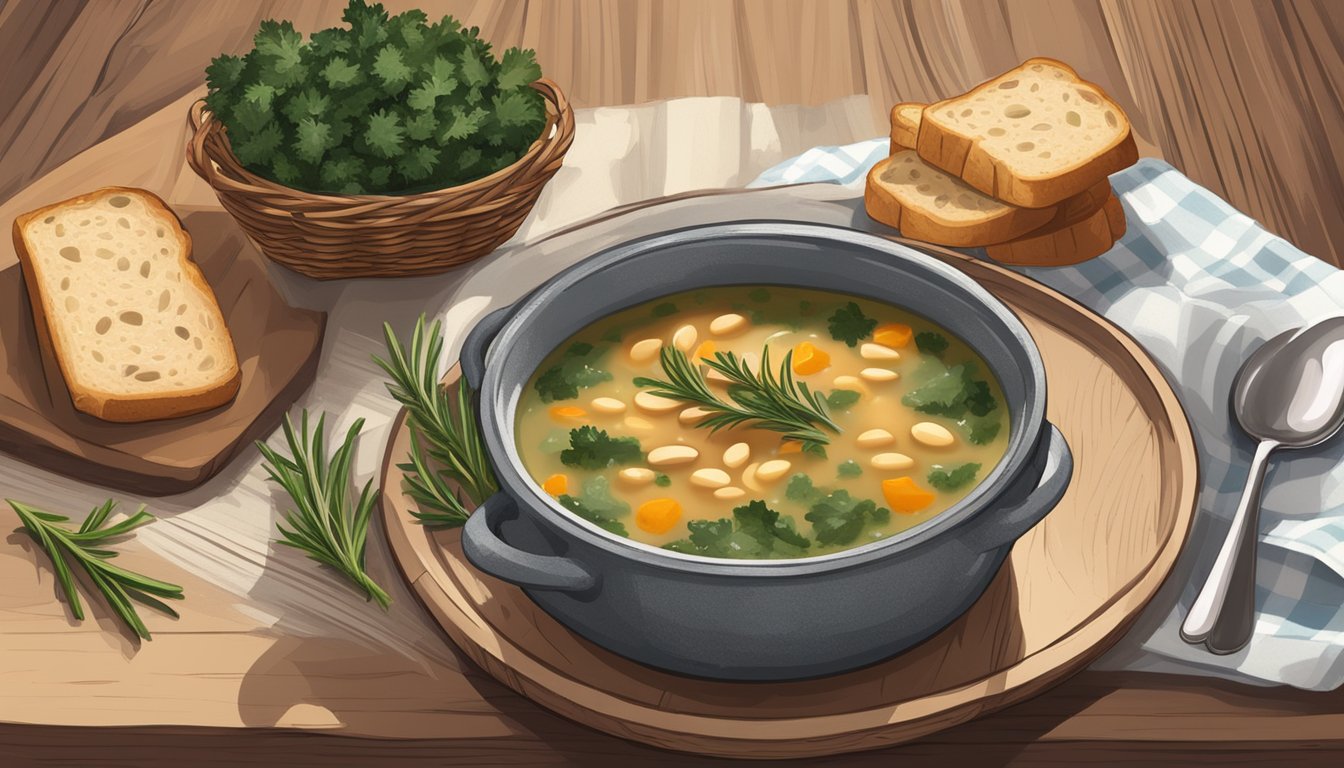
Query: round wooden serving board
xmin=379 ymin=239 xmax=1198 ymax=760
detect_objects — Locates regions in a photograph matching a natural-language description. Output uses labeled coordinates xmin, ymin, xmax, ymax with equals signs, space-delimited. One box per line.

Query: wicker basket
xmin=186 ymin=79 xmax=575 ymax=280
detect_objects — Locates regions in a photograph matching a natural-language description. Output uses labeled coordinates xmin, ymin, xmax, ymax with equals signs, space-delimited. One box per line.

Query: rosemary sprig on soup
xmin=516 ymin=286 xmax=1008 ymax=559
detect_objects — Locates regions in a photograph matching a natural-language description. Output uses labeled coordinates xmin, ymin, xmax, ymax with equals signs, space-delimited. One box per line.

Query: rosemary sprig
xmin=8 ymin=498 xmax=184 ymax=640
xmin=634 ymin=346 xmax=840 ymax=450
xmin=375 ymin=315 xmax=498 ymax=527
xmin=256 ymin=411 xmax=390 ymax=608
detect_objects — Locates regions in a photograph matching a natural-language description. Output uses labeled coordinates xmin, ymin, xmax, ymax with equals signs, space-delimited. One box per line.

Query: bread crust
xmin=889 ymin=102 xmax=923 ymax=153
xmin=916 ymin=57 xmax=1139 ymax=209
xmin=985 ymin=186 xmax=1127 ymax=266
xmin=864 ymin=157 xmax=1056 ymax=247
xmin=12 ymin=186 xmax=241 ymax=423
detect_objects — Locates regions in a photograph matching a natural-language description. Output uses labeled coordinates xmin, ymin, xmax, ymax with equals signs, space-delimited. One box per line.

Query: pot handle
xmin=462 ymin=494 xmax=599 ymax=592
xmin=964 ymin=423 xmax=1072 ymax=553
xmin=461 ymin=306 xmax=514 ymax=390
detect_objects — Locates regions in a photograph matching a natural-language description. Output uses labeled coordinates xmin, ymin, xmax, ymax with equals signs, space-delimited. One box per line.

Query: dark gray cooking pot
xmin=460 ymin=222 xmax=1071 ymax=681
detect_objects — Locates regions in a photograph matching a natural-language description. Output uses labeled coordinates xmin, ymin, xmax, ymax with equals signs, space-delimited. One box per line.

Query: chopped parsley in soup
xmin=514 ymin=286 xmax=1009 ymax=559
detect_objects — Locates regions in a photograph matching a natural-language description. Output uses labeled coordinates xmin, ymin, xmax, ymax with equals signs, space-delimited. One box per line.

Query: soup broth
xmin=515 ymin=286 xmax=1009 ymax=559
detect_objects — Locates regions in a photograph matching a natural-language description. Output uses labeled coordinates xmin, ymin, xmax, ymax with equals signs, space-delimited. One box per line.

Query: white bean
xmin=860 ymin=367 xmax=899 ymax=382
xmin=832 ymin=375 xmax=865 ymax=390
xmin=590 ymin=397 xmax=627 ymax=414
xmin=630 ymin=338 xmax=662 ymax=363
xmin=871 ymin=452 xmax=915 ymax=470
xmin=679 ymin=406 xmax=713 ymax=424
xmin=755 ymin=459 xmax=792 ymax=482
xmin=672 ymin=324 xmax=698 ymax=352
xmin=911 ymin=422 xmax=956 ymax=447
xmin=861 ymin=343 xmax=901 ymax=361
xmin=709 ymin=313 xmax=747 ymax=336
xmin=647 ymin=444 xmax=700 ymax=466
xmin=634 ymin=390 xmax=682 ymax=414
xmin=713 ymin=486 xmax=746 ymax=500
xmin=618 ymin=468 xmax=656 ymax=486
xmin=856 ymin=428 xmax=895 ymax=448
xmin=624 ymin=415 xmax=655 ymax=431
xmin=741 ymin=462 xmax=763 ymax=491
xmin=722 ymin=442 xmax=750 ymax=469
xmin=690 ymin=468 xmax=731 ymax=488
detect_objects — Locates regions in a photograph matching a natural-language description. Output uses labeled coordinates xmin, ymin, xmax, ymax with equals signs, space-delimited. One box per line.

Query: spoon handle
xmin=1180 ymin=439 xmax=1278 ymax=650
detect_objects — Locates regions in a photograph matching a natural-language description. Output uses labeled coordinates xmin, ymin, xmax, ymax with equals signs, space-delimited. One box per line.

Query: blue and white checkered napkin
xmin=752 ymin=140 xmax=1344 ymax=691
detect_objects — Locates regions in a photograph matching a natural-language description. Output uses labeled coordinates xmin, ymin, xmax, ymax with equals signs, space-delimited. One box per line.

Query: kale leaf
xmin=204 ymin=1 xmax=547 ymax=194
xmin=533 ymin=341 xmax=613 ymax=402
xmin=837 ymin=460 xmax=863 ymax=478
xmin=827 ymin=302 xmax=877 ymax=347
xmin=558 ymin=476 xmax=629 ymax=536
xmin=786 ymin=473 xmax=890 ymax=547
xmin=663 ymin=500 xmax=811 ymax=559
xmin=928 ymin=462 xmax=981 ymax=491
xmin=826 ymin=389 xmax=861 ymax=411
xmin=915 ymin=331 xmax=950 ymax=357
xmin=559 ymin=426 xmax=642 ymax=469
xmin=902 ymin=362 xmax=998 ymax=418
xmin=804 ymin=490 xmax=891 ymax=547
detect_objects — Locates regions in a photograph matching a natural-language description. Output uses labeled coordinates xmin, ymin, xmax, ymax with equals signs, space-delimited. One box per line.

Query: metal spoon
xmin=1181 ymin=317 xmax=1344 ymax=654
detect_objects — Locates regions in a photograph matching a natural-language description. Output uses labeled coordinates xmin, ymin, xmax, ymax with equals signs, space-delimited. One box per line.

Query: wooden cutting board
xmin=0 ymin=208 xmax=325 ymax=495
xmin=379 ymin=237 xmax=1200 ymax=759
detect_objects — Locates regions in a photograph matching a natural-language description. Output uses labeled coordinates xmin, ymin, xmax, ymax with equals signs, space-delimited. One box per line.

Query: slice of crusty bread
xmin=985 ymin=181 xmax=1127 ymax=266
xmin=916 ymin=57 xmax=1138 ymax=209
xmin=865 ymin=150 xmax=1057 ymax=247
xmin=13 ymin=187 xmax=241 ymax=422
xmin=889 ymin=102 xmax=923 ymax=152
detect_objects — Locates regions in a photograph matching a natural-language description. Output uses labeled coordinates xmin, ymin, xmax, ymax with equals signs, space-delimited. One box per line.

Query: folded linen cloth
xmin=753 ymin=140 xmax=1344 ymax=691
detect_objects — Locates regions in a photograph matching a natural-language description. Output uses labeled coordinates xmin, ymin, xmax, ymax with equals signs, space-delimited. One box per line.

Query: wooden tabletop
xmin=4 ymin=1 xmax=1344 ymax=765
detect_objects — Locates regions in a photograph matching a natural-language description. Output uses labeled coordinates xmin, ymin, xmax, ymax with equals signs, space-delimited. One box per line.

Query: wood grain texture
xmin=3 ymin=0 xmax=1342 ymax=266
xmin=2 ymin=1 xmax=1343 ymax=763
xmin=377 ymin=230 xmax=1200 ymax=759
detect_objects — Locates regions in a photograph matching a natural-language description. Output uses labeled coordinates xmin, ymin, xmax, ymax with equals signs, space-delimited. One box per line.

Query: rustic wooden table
xmin=3 ymin=1 xmax=1344 ymax=765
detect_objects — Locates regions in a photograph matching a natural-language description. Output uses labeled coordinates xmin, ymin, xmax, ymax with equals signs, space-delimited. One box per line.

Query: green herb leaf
xmin=965 ymin=415 xmax=1003 ymax=445
xmin=8 ymin=499 xmax=184 ymax=641
xmin=827 ymin=302 xmax=877 ymax=347
xmin=558 ymin=476 xmax=629 ymax=536
xmin=928 ymin=463 xmax=981 ymax=491
xmin=650 ymin=302 xmax=678 ymax=318
xmin=560 ymin=426 xmax=643 ymax=470
xmin=826 ymin=389 xmax=860 ymax=410
xmin=375 ymin=315 xmax=499 ymax=519
xmin=634 ymin=346 xmax=838 ymax=450
xmin=915 ymin=331 xmax=949 ymax=357
xmin=664 ymin=501 xmax=811 ymax=559
xmin=205 ymin=2 xmax=547 ymax=194
xmin=258 ymin=411 xmax=391 ymax=608
xmin=804 ymin=490 xmax=890 ymax=547
xmin=837 ymin=460 xmax=863 ymax=478
xmin=533 ymin=342 xmax=613 ymax=402
xmin=654 ymin=473 xmax=671 ymax=487
xmin=496 ymin=47 xmax=542 ymax=91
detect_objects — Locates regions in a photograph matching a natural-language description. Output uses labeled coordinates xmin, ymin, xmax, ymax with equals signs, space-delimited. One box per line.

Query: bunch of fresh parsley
xmin=205 ymin=0 xmax=547 ymax=195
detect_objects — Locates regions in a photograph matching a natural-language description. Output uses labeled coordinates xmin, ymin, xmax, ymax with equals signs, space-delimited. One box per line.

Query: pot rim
xmin=477 ymin=221 xmax=1048 ymax=575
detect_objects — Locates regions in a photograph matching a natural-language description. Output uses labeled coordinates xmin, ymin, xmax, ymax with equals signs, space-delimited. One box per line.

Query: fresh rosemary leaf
xmin=257 ymin=411 xmax=390 ymax=608
xmin=8 ymin=498 xmax=184 ymax=640
xmin=376 ymin=315 xmax=498 ymax=504
xmin=376 ymin=315 xmax=500 ymax=528
xmin=633 ymin=345 xmax=840 ymax=450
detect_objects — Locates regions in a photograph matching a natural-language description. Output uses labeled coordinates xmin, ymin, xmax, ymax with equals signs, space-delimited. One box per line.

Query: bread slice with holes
xmin=986 ymin=182 xmax=1126 ymax=266
xmin=916 ymin=57 xmax=1138 ymax=208
xmin=889 ymin=102 xmax=923 ymax=152
xmin=12 ymin=187 xmax=240 ymax=422
xmin=865 ymin=150 xmax=1057 ymax=246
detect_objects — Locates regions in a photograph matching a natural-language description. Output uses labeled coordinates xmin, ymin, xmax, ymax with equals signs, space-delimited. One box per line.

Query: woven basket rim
xmin=187 ymin=78 xmax=573 ymax=205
